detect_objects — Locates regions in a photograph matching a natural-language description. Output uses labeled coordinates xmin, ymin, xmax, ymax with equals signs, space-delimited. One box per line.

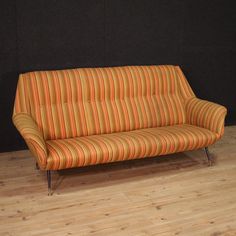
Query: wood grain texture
xmin=0 ymin=126 xmax=236 ymax=236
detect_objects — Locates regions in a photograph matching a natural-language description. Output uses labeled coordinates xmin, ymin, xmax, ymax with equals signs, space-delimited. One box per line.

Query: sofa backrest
xmin=13 ymin=65 xmax=195 ymax=140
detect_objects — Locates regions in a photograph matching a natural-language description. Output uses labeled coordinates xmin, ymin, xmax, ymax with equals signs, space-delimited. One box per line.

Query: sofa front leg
xmin=47 ymin=170 xmax=52 ymax=196
xmin=204 ymin=147 xmax=213 ymax=166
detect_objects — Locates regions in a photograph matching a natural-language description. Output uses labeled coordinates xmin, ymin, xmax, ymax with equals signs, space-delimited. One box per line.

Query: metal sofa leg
xmin=204 ymin=147 xmax=213 ymax=166
xmin=47 ymin=170 xmax=52 ymax=196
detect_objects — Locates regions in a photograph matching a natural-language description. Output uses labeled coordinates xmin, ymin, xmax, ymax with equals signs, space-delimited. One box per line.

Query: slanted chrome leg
xmin=47 ymin=170 xmax=52 ymax=196
xmin=204 ymin=147 xmax=213 ymax=166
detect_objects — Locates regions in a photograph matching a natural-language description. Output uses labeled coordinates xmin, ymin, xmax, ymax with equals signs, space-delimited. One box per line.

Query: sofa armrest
xmin=186 ymin=97 xmax=227 ymax=138
xmin=13 ymin=113 xmax=48 ymax=169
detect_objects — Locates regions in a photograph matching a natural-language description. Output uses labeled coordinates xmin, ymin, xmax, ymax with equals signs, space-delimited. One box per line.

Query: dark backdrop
xmin=1 ymin=0 xmax=236 ymax=152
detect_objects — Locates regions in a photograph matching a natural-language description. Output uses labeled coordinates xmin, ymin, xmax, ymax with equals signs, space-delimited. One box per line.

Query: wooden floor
xmin=0 ymin=127 xmax=236 ymax=236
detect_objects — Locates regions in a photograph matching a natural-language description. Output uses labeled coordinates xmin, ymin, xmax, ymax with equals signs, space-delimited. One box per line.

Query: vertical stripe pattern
xmin=12 ymin=65 xmax=227 ymax=170
xmin=13 ymin=113 xmax=47 ymax=169
xmin=14 ymin=65 xmax=188 ymax=140
xmin=186 ymin=97 xmax=227 ymax=138
xmin=46 ymin=124 xmax=218 ymax=170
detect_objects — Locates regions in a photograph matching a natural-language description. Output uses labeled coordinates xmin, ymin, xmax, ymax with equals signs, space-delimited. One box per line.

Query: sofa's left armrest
xmin=186 ymin=97 xmax=227 ymax=137
xmin=12 ymin=113 xmax=48 ymax=169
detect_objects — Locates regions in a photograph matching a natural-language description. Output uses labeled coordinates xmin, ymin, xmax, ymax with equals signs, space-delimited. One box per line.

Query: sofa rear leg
xmin=47 ymin=170 xmax=52 ymax=196
xmin=204 ymin=147 xmax=212 ymax=166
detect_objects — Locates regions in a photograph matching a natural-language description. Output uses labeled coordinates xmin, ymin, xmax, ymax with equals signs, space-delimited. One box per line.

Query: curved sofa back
xmin=13 ymin=65 xmax=195 ymax=140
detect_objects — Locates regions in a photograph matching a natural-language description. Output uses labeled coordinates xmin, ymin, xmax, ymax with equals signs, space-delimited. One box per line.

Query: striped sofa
xmin=13 ymin=65 xmax=227 ymax=195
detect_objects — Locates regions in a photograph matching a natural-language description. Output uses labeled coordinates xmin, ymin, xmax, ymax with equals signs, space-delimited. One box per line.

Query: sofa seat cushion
xmin=46 ymin=124 xmax=218 ymax=170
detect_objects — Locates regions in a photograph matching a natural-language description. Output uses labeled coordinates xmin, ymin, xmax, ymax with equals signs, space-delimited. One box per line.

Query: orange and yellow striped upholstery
xmin=46 ymin=124 xmax=218 ymax=170
xmin=186 ymin=97 xmax=227 ymax=138
xmin=12 ymin=65 xmax=227 ymax=170
xmin=13 ymin=113 xmax=47 ymax=169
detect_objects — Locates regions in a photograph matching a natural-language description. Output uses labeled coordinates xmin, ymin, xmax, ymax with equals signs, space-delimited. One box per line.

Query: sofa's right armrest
xmin=186 ymin=97 xmax=227 ymax=138
xmin=13 ymin=113 xmax=48 ymax=169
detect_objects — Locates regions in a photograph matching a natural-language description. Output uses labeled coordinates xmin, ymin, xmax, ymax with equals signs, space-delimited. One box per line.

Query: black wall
xmin=0 ymin=0 xmax=235 ymax=152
